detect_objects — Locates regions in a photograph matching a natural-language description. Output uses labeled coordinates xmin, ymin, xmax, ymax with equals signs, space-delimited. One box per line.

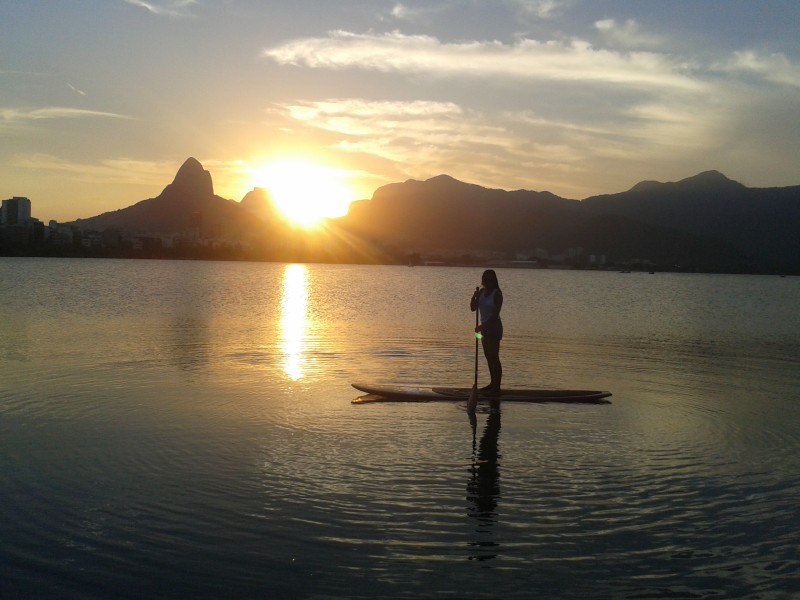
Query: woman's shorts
xmin=482 ymin=319 xmax=503 ymax=341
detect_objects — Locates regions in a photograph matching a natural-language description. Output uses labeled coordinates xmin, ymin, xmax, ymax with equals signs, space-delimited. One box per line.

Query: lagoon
xmin=2 ymin=258 xmax=800 ymax=598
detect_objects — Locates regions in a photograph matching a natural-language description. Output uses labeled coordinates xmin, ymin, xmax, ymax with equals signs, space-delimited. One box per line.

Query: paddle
xmin=467 ymin=287 xmax=480 ymax=412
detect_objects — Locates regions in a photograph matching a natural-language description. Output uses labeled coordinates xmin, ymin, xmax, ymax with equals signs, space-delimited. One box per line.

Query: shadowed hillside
xmin=581 ymin=171 xmax=800 ymax=269
xmin=335 ymin=172 xmax=782 ymax=271
xmin=342 ymin=175 xmax=581 ymax=254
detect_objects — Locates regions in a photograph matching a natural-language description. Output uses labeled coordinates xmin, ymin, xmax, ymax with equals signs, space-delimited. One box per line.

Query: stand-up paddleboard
xmin=352 ymin=383 xmax=611 ymax=404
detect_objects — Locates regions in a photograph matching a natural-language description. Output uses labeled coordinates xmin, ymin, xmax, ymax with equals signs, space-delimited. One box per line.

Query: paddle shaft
xmin=473 ymin=288 xmax=480 ymax=387
xmin=467 ymin=287 xmax=481 ymax=413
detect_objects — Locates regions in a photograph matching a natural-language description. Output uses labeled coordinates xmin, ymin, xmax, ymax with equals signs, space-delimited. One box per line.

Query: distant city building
xmin=0 ymin=196 xmax=45 ymax=245
xmin=49 ymin=222 xmax=75 ymax=245
xmin=1 ymin=197 xmax=32 ymax=226
xmin=589 ymin=254 xmax=608 ymax=266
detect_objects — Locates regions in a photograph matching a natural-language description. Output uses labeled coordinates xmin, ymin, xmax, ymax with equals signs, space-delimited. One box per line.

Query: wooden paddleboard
xmin=351 ymin=383 xmax=611 ymax=404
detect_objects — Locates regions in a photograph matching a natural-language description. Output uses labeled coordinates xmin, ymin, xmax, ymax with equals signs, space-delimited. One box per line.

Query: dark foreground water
xmin=2 ymin=258 xmax=800 ymax=598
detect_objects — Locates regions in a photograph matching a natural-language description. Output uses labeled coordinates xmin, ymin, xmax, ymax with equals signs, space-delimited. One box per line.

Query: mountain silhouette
xmin=338 ymin=170 xmax=800 ymax=271
xmin=70 ymin=158 xmax=276 ymax=240
xmin=581 ymin=171 xmax=800 ymax=268
xmin=169 ymin=157 xmax=214 ymax=197
xmin=342 ymin=174 xmax=579 ymax=255
xmin=65 ymin=158 xmax=798 ymax=272
xmin=339 ymin=172 xmax=780 ymax=270
xmin=240 ymin=186 xmax=289 ymax=223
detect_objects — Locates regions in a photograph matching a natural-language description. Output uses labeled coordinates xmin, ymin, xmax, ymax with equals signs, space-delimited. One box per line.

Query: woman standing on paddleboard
xmin=470 ymin=269 xmax=503 ymax=396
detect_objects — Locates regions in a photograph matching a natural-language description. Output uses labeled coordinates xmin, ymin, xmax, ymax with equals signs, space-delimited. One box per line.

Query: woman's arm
xmin=494 ymin=289 xmax=503 ymax=316
xmin=470 ymin=287 xmax=481 ymax=312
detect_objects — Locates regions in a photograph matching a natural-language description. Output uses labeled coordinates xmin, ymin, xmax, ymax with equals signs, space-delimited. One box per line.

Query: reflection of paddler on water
xmin=470 ymin=269 xmax=504 ymax=397
xmin=467 ymin=400 xmax=502 ymax=562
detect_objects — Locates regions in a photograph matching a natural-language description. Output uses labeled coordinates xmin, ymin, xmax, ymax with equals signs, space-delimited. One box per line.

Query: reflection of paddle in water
xmin=466 ymin=399 xmax=501 ymax=562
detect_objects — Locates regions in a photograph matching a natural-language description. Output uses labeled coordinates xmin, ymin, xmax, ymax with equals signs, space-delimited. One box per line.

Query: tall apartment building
xmin=1 ymin=197 xmax=32 ymax=225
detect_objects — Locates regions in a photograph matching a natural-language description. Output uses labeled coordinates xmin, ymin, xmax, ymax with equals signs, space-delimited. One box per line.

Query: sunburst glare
xmin=250 ymin=160 xmax=355 ymax=228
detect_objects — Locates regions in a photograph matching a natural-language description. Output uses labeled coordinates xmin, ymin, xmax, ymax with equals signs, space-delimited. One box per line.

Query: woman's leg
xmin=492 ymin=346 xmax=502 ymax=390
xmin=482 ymin=337 xmax=502 ymax=390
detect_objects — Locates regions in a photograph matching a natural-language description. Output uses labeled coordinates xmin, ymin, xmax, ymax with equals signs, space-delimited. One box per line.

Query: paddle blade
xmin=467 ymin=384 xmax=478 ymax=412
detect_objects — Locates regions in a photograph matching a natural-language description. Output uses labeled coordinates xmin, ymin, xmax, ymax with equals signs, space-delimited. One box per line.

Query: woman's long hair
xmin=482 ymin=269 xmax=500 ymax=290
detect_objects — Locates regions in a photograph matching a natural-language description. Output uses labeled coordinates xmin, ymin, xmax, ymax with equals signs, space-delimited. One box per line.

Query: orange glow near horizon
xmin=249 ymin=159 xmax=356 ymax=228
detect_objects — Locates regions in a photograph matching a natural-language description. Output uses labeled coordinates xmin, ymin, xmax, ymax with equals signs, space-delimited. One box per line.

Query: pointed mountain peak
xmin=167 ymin=157 xmax=214 ymax=198
xmin=240 ymin=187 xmax=279 ymax=218
xmin=241 ymin=187 xmax=270 ymax=204
xmin=421 ymin=174 xmax=484 ymax=192
xmin=627 ymin=171 xmax=744 ymax=194
xmin=629 ymin=180 xmax=663 ymax=193
xmin=677 ymin=170 xmax=743 ymax=189
xmin=426 ymin=174 xmax=460 ymax=184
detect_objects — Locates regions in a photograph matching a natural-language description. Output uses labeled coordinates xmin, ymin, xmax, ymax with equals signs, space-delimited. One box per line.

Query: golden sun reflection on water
xmin=280 ymin=264 xmax=309 ymax=381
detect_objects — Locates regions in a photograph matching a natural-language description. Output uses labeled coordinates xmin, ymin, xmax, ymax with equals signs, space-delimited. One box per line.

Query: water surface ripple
xmin=2 ymin=259 xmax=800 ymax=598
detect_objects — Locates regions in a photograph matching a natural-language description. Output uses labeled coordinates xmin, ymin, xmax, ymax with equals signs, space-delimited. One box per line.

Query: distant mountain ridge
xmin=68 ymin=158 xmax=799 ymax=272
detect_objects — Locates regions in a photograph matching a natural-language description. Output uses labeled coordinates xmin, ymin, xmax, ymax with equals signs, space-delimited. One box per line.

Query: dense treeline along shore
xmin=2 ymin=158 xmax=798 ymax=274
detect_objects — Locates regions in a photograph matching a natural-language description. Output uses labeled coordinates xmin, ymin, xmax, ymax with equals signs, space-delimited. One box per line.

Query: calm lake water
xmin=2 ymin=258 xmax=800 ymax=599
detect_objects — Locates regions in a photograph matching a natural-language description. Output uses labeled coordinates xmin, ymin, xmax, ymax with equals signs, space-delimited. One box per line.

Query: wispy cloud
xmin=67 ymin=83 xmax=88 ymax=97
xmin=261 ymin=23 xmax=798 ymax=97
xmin=264 ymin=30 xmax=705 ymax=93
xmin=382 ymin=0 xmax=567 ymax=26
xmin=387 ymin=3 xmax=442 ymax=22
xmin=279 ymin=99 xmax=465 ymax=136
xmin=594 ymin=19 xmax=663 ymax=49
xmin=1 ymin=107 xmax=133 ymax=125
xmin=720 ymin=50 xmax=800 ymax=88
xmin=124 ymin=0 xmax=197 ymax=18
xmin=511 ymin=0 xmax=569 ymax=20
xmin=11 ymin=154 xmax=180 ymax=187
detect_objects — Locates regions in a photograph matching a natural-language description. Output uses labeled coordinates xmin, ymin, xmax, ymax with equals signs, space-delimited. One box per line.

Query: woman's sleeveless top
xmin=478 ymin=289 xmax=500 ymax=324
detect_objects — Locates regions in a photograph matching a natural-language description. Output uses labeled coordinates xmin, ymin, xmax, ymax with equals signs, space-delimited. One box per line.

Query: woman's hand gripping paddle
xmin=467 ymin=287 xmax=480 ymax=412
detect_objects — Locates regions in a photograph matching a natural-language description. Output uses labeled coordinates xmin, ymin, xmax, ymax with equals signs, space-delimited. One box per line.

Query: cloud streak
xmin=67 ymin=83 xmax=88 ymax=97
xmin=385 ymin=0 xmax=567 ymax=23
xmin=265 ymin=28 xmax=800 ymax=94
xmin=594 ymin=19 xmax=664 ymax=49
xmin=264 ymin=30 xmax=705 ymax=93
xmin=387 ymin=3 xmax=445 ymax=22
xmin=721 ymin=50 xmax=800 ymax=88
xmin=124 ymin=0 xmax=197 ymax=17
xmin=511 ymin=0 xmax=569 ymax=20
xmin=1 ymin=107 xmax=133 ymax=125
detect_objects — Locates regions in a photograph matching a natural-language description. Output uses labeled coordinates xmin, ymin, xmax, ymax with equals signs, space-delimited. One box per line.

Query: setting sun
xmin=250 ymin=160 xmax=356 ymax=227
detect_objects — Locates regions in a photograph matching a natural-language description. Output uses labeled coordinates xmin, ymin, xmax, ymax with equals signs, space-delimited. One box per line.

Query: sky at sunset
xmin=2 ymin=0 xmax=799 ymax=223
